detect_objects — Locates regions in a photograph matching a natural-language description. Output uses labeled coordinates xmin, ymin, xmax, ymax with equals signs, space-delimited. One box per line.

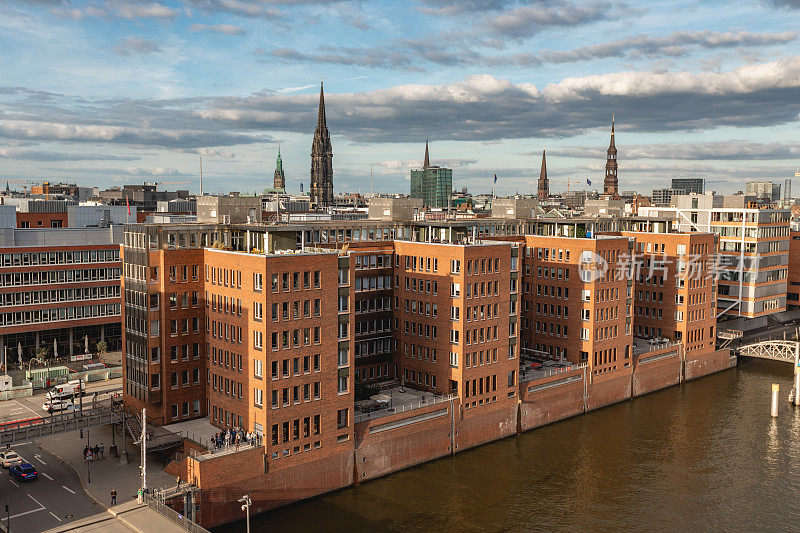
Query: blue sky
xmin=1 ymin=0 xmax=799 ymax=196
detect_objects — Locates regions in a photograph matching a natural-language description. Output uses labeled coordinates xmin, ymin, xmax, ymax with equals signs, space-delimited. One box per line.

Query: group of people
xmin=83 ymin=443 xmax=104 ymax=461
xmin=210 ymin=427 xmax=261 ymax=451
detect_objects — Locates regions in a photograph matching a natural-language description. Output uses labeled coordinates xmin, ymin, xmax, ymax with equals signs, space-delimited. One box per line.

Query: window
xmin=338 ymin=375 xmax=348 ymax=394
xmin=451 ymin=259 xmax=461 ymax=273
xmin=254 ymin=359 xmax=263 ymax=378
xmin=253 ymin=273 xmax=262 ymax=291
xmin=338 ymin=348 xmax=348 ymax=367
xmin=254 ymin=302 xmax=263 ymax=321
xmin=337 ymin=408 xmax=349 ymax=429
xmin=254 ymin=388 xmax=263 ymax=407
xmin=451 ymin=283 xmax=461 ymax=297
xmin=254 ymin=331 xmax=263 ymax=349
xmin=450 ymin=352 xmax=458 ymax=368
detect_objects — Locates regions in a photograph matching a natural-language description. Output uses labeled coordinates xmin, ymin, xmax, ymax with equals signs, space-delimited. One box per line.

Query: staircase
xmin=123 ymin=411 xmax=182 ymax=452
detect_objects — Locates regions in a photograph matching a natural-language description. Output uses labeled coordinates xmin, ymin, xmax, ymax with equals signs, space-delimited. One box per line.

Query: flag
xmin=493 ymin=173 xmax=497 ymax=184
xmin=586 ymin=179 xmax=592 ymax=186
xmin=126 ymin=196 xmax=130 ymax=216
xmin=300 ymin=182 xmax=304 ymax=193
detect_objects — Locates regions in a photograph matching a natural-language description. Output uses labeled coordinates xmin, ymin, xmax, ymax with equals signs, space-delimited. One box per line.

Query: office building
xmin=0 ymin=226 xmax=122 ymax=360
xmin=671 ymin=178 xmax=705 ymax=195
xmin=410 ymin=140 xmax=453 ymax=209
xmin=746 ymin=181 xmax=781 ymax=202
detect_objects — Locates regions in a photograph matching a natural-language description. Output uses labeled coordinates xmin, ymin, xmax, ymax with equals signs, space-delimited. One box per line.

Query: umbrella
xmin=17 ymin=342 xmax=22 ymax=367
xmin=53 ymin=338 xmax=58 ymax=358
xmin=84 ymin=335 xmax=89 ymax=354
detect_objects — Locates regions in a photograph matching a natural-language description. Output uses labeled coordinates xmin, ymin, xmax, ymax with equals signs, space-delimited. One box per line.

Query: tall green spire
xmin=274 ymin=142 xmax=286 ymax=190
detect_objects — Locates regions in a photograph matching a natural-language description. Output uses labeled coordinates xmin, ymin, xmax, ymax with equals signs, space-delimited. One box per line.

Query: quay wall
xmin=191 ymin=348 xmax=735 ymax=529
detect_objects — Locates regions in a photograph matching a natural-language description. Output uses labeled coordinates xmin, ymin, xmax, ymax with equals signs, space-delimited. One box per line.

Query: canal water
xmin=226 ymin=359 xmax=800 ymax=532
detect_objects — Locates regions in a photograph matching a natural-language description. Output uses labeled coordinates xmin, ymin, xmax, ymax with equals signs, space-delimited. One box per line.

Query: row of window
xmin=355 ymin=318 xmax=391 ymax=336
xmin=0 ymin=249 xmax=119 ymax=267
xmin=355 ymin=296 xmax=391 ymax=314
xmin=269 ymin=381 xmax=324 ymax=408
xmin=526 ymin=246 xmax=572 ymax=263
xmin=168 ymin=265 xmax=200 ymax=283
xmin=0 ymin=285 xmax=119 ymax=307
xmin=354 ymin=337 xmax=392 ymax=357
xmin=355 ymin=275 xmax=392 ymax=292
xmin=258 ymin=299 xmax=322 ymax=322
xmin=534 ymin=321 xmax=569 ymax=338
xmin=210 ymin=346 xmax=241 ymax=372
xmin=209 ymin=294 xmax=240 ymax=315
xmin=355 ymin=254 xmax=392 ymax=270
xmin=270 ymin=415 xmax=323 ymax=446
xmin=207 ymin=266 xmax=241 ymax=288
xmin=1 ymin=267 xmax=121 ymax=287
xmin=403 ymin=321 xmax=438 ymax=340
xmin=401 ymin=276 xmax=439 ymax=296
xmin=269 ymin=355 xmax=322 ymax=379
xmin=253 ymin=271 xmax=323 ymax=292
xmin=464 ymin=375 xmax=498 ymax=398
xmin=403 ymin=343 xmax=437 ymax=362
xmin=171 ymin=400 xmax=201 ymax=420
xmin=3 ymin=303 xmax=120 ymax=326
xmin=211 ymin=373 xmax=242 ymax=399
xmin=209 ymin=320 xmax=242 ymax=343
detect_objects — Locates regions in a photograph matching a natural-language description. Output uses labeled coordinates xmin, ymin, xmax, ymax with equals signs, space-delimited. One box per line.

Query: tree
xmin=36 ymin=346 xmax=49 ymax=360
xmin=96 ymin=341 xmax=108 ymax=354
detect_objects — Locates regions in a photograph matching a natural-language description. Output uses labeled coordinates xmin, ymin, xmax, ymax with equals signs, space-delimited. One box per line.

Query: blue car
xmin=9 ymin=462 xmax=38 ymax=482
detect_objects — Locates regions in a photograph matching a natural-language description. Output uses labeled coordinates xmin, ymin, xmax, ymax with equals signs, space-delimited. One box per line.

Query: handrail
xmin=354 ymin=393 xmax=458 ymax=423
xmin=141 ymin=492 xmax=210 ymax=533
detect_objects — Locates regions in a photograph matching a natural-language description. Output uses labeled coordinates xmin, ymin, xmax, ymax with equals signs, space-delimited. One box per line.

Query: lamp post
xmin=238 ymin=495 xmax=251 ymax=533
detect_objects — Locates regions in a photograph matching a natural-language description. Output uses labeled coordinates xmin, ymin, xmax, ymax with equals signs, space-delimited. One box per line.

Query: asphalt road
xmin=0 ymin=378 xmax=121 ymax=425
xmin=0 ymin=441 xmax=102 ymax=532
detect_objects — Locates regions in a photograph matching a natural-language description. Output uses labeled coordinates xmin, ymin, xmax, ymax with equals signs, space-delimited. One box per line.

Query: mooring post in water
xmin=795 ymin=343 xmax=800 ymax=407
xmin=772 ymin=384 xmax=780 ymax=417
xmin=794 ymin=368 xmax=800 ymax=407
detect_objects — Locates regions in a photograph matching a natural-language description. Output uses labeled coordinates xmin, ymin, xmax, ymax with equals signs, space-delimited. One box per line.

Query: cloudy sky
xmin=1 ymin=0 xmax=799 ymax=196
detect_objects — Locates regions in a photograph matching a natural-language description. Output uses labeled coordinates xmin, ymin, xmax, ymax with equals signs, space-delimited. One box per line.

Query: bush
xmin=36 ymin=347 xmax=49 ymax=360
xmin=96 ymin=341 xmax=108 ymax=354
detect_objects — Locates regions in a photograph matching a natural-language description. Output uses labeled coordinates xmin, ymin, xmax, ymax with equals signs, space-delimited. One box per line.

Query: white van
xmin=46 ymin=380 xmax=86 ymax=400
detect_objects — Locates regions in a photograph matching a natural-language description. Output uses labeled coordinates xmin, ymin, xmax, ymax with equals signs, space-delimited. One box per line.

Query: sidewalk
xmin=36 ymin=424 xmax=176 ymax=505
xmin=45 ymin=502 xmax=182 ymax=533
xmin=36 ymin=425 xmax=188 ymax=533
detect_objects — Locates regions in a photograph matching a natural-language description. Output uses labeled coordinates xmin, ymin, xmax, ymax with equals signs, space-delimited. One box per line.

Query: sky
xmin=1 ymin=0 xmax=799 ymax=197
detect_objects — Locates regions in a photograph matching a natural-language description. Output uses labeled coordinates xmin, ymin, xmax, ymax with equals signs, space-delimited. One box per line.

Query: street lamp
xmin=238 ymin=495 xmax=251 ymax=533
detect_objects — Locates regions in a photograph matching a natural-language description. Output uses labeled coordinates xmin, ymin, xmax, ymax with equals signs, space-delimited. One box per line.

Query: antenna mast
xmin=199 ymin=156 xmax=203 ymax=196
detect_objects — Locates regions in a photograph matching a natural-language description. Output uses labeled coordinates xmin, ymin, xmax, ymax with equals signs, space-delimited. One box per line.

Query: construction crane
xmin=550 ymin=178 xmax=583 ymax=195
xmin=149 ymin=181 xmax=190 ymax=190
xmin=5 ymin=179 xmax=45 ymax=193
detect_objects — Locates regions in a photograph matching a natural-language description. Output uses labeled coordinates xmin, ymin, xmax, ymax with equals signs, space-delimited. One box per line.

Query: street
xmin=0 ymin=378 xmax=121 ymax=425
xmin=0 ymin=441 xmax=104 ymax=532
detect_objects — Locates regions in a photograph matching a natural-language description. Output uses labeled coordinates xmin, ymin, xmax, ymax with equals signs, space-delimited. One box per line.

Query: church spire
xmin=310 ymin=80 xmax=333 ymax=207
xmin=274 ymin=142 xmax=285 ymax=190
xmin=604 ymin=114 xmax=619 ymax=198
xmin=423 ymin=137 xmax=430 ymax=169
xmin=537 ymin=147 xmax=549 ymax=200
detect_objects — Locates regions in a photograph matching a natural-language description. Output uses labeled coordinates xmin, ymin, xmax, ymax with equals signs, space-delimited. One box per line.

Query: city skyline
xmin=1 ymin=0 xmax=800 ymax=195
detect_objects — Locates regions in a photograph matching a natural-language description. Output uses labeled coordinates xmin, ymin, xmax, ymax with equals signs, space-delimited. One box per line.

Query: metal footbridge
xmin=737 ymin=340 xmax=800 ymax=364
xmin=0 ymin=404 xmax=181 ymax=450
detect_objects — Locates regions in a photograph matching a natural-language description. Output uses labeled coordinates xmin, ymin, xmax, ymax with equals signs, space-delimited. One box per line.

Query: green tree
xmin=96 ymin=341 xmax=108 ymax=354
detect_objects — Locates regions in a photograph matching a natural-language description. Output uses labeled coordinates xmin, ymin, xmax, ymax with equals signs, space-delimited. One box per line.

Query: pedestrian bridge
xmin=737 ymin=340 xmax=799 ymax=364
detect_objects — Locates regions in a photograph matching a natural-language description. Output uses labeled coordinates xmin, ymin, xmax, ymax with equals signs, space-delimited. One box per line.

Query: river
xmin=222 ymin=359 xmax=800 ymax=532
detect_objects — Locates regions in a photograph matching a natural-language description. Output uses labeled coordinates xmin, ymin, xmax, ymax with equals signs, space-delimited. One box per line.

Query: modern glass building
xmin=410 ymin=166 xmax=453 ymax=209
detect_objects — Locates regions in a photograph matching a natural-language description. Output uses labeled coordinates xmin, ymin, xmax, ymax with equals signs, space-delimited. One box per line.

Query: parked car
xmin=42 ymin=398 xmax=77 ymax=413
xmin=0 ymin=451 xmax=23 ymax=468
xmin=9 ymin=462 xmax=38 ymax=481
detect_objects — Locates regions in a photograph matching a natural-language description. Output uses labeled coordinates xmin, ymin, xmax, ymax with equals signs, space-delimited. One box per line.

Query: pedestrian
xmin=100 ymin=442 xmax=104 ymax=459
xmin=93 ymin=444 xmax=99 ymax=459
xmin=111 ymin=489 xmax=117 ymax=505
xmin=176 ymin=476 xmax=181 ymax=489
xmin=84 ymin=445 xmax=90 ymax=459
